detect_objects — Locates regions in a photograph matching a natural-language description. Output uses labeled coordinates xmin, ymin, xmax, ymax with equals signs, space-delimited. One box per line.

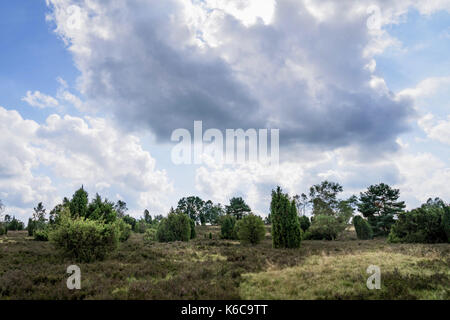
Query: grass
xmin=0 ymin=226 xmax=448 ymax=300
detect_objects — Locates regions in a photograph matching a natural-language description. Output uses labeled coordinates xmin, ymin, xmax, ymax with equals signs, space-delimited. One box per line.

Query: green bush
xmin=156 ymin=210 xmax=191 ymax=242
xmin=353 ymin=216 xmax=373 ymax=240
xmin=115 ymin=219 xmax=132 ymax=242
xmin=299 ymin=216 xmax=311 ymax=232
xmin=236 ymin=214 xmax=266 ymax=245
xmin=34 ymin=227 xmax=50 ymax=241
xmin=49 ymin=217 xmax=119 ymax=262
xmin=270 ymin=187 xmax=302 ymax=248
xmin=304 ymin=215 xmax=345 ymax=240
xmin=220 ymin=215 xmax=238 ymax=240
xmin=388 ymin=205 xmax=448 ymax=243
xmin=190 ymin=219 xmax=196 ymax=239
xmin=0 ymin=223 xmax=6 ymax=236
xmin=143 ymin=228 xmax=157 ymax=243
xmin=134 ymin=219 xmax=148 ymax=233
xmin=443 ymin=207 xmax=450 ymax=242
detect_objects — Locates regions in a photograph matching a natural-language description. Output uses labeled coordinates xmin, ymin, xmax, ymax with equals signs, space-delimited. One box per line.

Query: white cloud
xmin=0 ymin=106 xmax=173 ymax=219
xmin=418 ymin=113 xmax=450 ymax=145
xmin=22 ymin=90 xmax=59 ymax=109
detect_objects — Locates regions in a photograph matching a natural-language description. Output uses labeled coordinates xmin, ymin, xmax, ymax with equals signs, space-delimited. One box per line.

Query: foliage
xmin=388 ymin=199 xmax=448 ymax=243
xmin=143 ymin=228 xmax=157 ymax=243
xmin=34 ymin=227 xmax=50 ymax=241
xmin=86 ymin=194 xmax=117 ymax=223
xmin=443 ymin=206 xmax=450 ymax=242
xmin=122 ymin=215 xmax=137 ymax=230
xmin=226 ymin=197 xmax=251 ymax=220
xmin=270 ymin=186 xmax=302 ymax=248
xmin=220 ymin=215 xmax=238 ymax=240
xmin=309 ymin=181 xmax=343 ymax=216
xmin=49 ymin=214 xmax=119 ymax=263
xmin=0 ymin=223 xmax=6 ymax=236
xmin=299 ymin=216 xmax=311 ymax=232
xmin=189 ymin=219 xmax=196 ymax=239
xmin=134 ymin=219 xmax=148 ymax=233
xmin=5 ymin=216 xmax=24 ymax=231
xmin=304 ymin=215 xmax=345 ymax=240
xmin=177 ymin=196 xmax=206 ymax=225
xmin=144 ymin=209 xmax=152 ymax=224
xmin=358 ymin=183 xmax=405 ymax=236
xmin=236 ymin=214 xmax=266 ymax=245
xmin=33 ymin=202 xmax=47 ymax=222
xmin=115 ymin=219 xmax=132 ymax=242
xmin=114 ymin=200 xmax=128 ymax=218
xmin=156 ymin=209 xmax=191 ymax=242
xmin=353 ymin=216 xmax=373 ymax=240
xmin=69 ymin=186 xmax=89 ymax=219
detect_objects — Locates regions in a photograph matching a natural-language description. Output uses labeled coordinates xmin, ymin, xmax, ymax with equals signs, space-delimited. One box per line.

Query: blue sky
xmin=1 ymin=0 xmax=449 ymax=221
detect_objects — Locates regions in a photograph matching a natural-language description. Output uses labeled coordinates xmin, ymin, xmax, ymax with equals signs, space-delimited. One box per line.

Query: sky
xmin=1 ymin=0 xmax=450 ymax=221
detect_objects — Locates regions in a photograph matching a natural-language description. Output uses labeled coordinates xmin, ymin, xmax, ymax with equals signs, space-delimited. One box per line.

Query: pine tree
xmin=69 ymin=186 xmax=89 ymax=218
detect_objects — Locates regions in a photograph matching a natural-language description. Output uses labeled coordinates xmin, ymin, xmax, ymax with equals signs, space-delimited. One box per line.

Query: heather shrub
xmin=143 ymin=228 xmax=157 ymax=243
xmin=49 ymin=217 xmax=119 ymax=262
xmin=236 ymin=214 xmax=266 ymax=245
xmin=353 ymin=216 xmax=373 ymax=240
xmin=34 ymin=227 xmax=50 ymax=241
xmin=220 ymin=215 xmax=238 ymax=240
xmin=115 ymin=219 xmax=132 ymax=242
xmin=156 ymin=210 xmax=191 ymax=242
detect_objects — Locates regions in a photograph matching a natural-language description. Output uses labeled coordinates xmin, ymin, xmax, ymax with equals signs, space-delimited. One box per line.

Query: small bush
xmin=156 ymin=211 xmax=191 ymax=242
xmin=190 ymin=219 xmax=196 ymax=239
xmin=34 ymin=227 xmax=50 ymax=241
xmin=353 ymin=216 xmax=373 ymax=240
xmin=115 ymin=219 xmax=132 ymax=242
xmin=305 ymin=215 xmax=345 ymax=240
xmin=134 ymin=220 xmax=148 ymax=233
xmin=299 ymin=216 xmax=311 ymax=232
xmin=236 ymin=214 xmax=266 ymax=245
xmin=49 ymin=217 xmax=119 ymax=262
xmin=0 ymin=223 xmax=6 ymax=236
xmin=143 ymin=228 xmax=157 ymax=243
xmin=220 ymin=215 xmax=238 ymax=240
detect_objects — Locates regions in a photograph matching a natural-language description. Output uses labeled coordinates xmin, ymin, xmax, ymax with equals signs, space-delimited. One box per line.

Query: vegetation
xmin=270 ymin=187 xmax=302 ymax=248
xmin=353 ymin=216 xmax=373 ymax=240
xmin=304 ymin=215 xmax=346 ymax=240
xmin=236 ymin=214 xmax=266 ymax=245
xmin=156 ymin=209 xmax=191 ymax=242
xmin=299 ymin=216 xmax=311 ymax=232
xmin=358 ymin=183 xmax=405 ymax=236
xmin=388 ymin=198 xmax=449 ymax=243
xmin=226 ymin=197 xmax=251 ymax=220
xmin=220 ymin=215 xmax=238 ymax=240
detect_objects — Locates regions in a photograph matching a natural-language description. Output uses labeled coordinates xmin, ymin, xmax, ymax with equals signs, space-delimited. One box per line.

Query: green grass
xmin=0 ymin=227 xmax=448 ymax=300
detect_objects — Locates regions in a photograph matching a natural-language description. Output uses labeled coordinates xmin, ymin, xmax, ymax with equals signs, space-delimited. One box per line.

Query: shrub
xmin=353 ymin=216 xmax=373 ymax=240
xmin=34 ymin=227 xmax=50 ymax=241
xmin=236 ymin=214 xmax=266 ymax=245
xmin=443 ymin=207 xmax=450 ymax=242
xmin=156 ymin=210 xmax=191 ymax=242
xmin=271 ymin=187 xmax=302 ymax=248
xmin=115 ymin=219 xmax=132 ymax=242
xmin=220 ymin=215 xmax=238 ymax=240
xmin=143 ymin=228 xmax=157 ymax=243
xmin=388 ymin=205 xmax=448 ymax=243
xmin=299 ymin=216 xmax=311 ymax=232
xmin=189 ymin=219 xmax=196 ymax=239
xmin=0 ymin=223 xmax=6 ymax=236
xmin=134 ymin=219 xmax=148 ymax=233
xmin=305 ymin=215 xmax=345 ymax=240
xmin=49 ymin=217 xmax=119 ymax=262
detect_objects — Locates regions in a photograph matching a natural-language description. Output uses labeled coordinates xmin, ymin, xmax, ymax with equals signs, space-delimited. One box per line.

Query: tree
xmin=115 ymin=200 xmax=128 ymax=218
xmin=33 ymin=202 xmax=46 ymax=222
xmin=220 ymin=215 xmax=238 ymax=240
xmin=226 ymin=197 xmax=251 ymax=220
xmin=358 ymin=183 xmax=405 ymax=236
xmin=177 ymin=196 xmax=206 ymax=224
xmin=156 ymin=208 xmax=191 ymax=242
xmin=86 ymin=193 xmax=117 ymax=223
xmin=144 ymin=209 xmax=152 ymax=224
xmin=69 ymin=186 xmax=89 ymax=219
xmin=0 ymin=199 xmax=4 ymax=220
xmin=294 ymin=193 xmax=309 ymax=216
xmin=270 ymin=186 xmax=302 ymax=248
xmin=353 ymin=216 xmax=373 ymax=240
xmin=305 ymin=215 xmax=345 ymax=240
xmin=236 ymin=214 xmax=266 ymax=245
xmin=202 ymin=200 xmax=225 ymax=225
xmin=309 ymin=181 xmax=343 ymax=216
xmin=299 ymin=216 xmax=311 ymax=232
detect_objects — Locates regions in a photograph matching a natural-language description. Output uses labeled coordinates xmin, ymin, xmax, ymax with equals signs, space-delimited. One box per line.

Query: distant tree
xmin=156 ymin=208 xmax=191 ymax=242
xmin=358 ymin=183 xmax=405 ymax=236
xmin=115 ymin=200 xmax=128 ymax=218
xmin=220 ymin=215 xmax=238 ymax=240
xmin=86 ymin=193 xmax=117 ymax=223
xmin=154 ymin=214 xmax=164 ymax=222
xmin=264 ymin=213 xmax=271 ymax=225
xmin=0 ymin=199 xmax=4 ymax=220
xmin=353 ymin=216 xmax=373 ymax=240
xmin=309 ymin=181 xmax=343 ymax=216
xmin=294 ymin=193 xmax=309 ymax=216
xmin=226 ymin=197 xmax=251 ymax=220
xmin=299 ymin=216 xmax=311 ymax=232
xmin=33 ymin=202 xmax=46 ymax=222
xmin=69 ymin=186 xmax=89 ymax=218
xmin=143 ymin=209 xmax=152 ymax=224
xmin=123 ymin=215 xmax=137 ymax=230
xmin=6 ymin=216 xmax=24 ymax=231
xmin=270 ymin=186 xmax=302 ymax=248
xmin=177 ymin=196 xmax=206 ymax=224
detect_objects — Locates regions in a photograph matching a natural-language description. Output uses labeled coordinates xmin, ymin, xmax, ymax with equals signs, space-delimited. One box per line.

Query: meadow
xmin=0 ymin=226 xmax=448 ymax=300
